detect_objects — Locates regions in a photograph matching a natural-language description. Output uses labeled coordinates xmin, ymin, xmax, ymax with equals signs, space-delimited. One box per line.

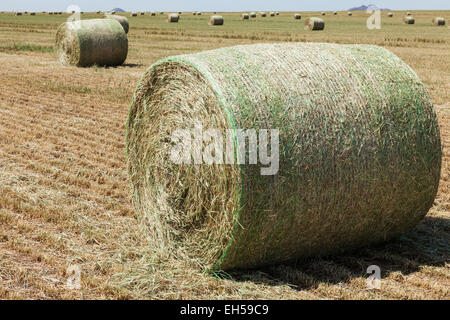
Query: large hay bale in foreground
xmin=126 ymin=43 xmax=441 ymax=270
xmin=209 ymin=15 xmax=224 ymax=25
xmin=55 ymin=19 xmax=128 ymax=67
xmin=105 ymin=14 xmax=129 ymax=34
xmin=167 ymin=14 xmax=179 ymax=22
xmin=404 ymin=16 xmax=415 ymax=24
xmin=432 ymin=17 xmax=445 ymax=26
xmin=305 ymin=17 xmax=325 ymax=30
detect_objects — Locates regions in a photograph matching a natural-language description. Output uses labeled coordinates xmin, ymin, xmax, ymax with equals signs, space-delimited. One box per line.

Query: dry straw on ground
xmin=209 ymin=15 xmax=224 ymax=26
xmin=126 ymin=42 xmax=441 ymax=271
xmin=294 ymin=14 xmax=301 ymax=20
xmin=167 ymin=13 xmax=179 ymax=22
xmin=404 ymin=16 xmax=415 ymax=24
xmin=105 ymin=14 xmax=129 ymax=34
xmin=432 ymin=17 xmax=445 ymax=26
xmin=305 ymin=17 xmax=325 ymax=30
xmin=55 ymin=19 xmax=128 ymax=67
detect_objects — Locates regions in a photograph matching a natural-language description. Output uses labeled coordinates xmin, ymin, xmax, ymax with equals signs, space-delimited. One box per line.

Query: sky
xmin=1 ymin=1 xmax=448 ymax=12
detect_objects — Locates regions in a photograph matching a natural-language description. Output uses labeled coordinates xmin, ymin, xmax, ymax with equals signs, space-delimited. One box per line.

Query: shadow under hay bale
xmin=126 ymin=42 xmax=441 ymax=270
xmin=305 ymin=17 xmax=325 ymax=30
xmin=55 ymin=19 xmax=128 ymax=67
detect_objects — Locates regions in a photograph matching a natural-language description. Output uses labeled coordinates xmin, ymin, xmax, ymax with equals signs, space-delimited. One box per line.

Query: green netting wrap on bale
xmin=105 ymin=14 xmax=129 ymax=34
xmin=126 ymin=43 xmax=442 ymax=271
xmin=55 ymin=19 xmax=128 ymax=67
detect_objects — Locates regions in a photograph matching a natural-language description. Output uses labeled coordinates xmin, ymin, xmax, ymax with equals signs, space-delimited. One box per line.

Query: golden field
xmin=0 ymin=10 xmax=448 ymax=299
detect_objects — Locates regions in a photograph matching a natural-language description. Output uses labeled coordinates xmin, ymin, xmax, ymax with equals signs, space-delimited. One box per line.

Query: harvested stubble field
xmin=0 ymin=11 xmax=448 ymax=300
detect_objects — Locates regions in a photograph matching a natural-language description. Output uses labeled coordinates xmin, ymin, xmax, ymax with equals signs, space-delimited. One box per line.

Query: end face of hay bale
xmin=387 ymin=12 xmax=393 ymax=17
xmin=305 ymin=17 xmax=325 ymax=30
xmin=167 ymin=13 xmax=179 ymax=22
xmin=294 ymin=14 xmax=301 ymax=20
xmin=250 ymin=12 xmax=256 ymax=18
xmin=432 ymin=17 xmax=445 ymax=26
xmin=130 ymin=13 xmax=137 ymax=17
xmin=55 ymin=19 xmax=128 ymax=67
xmin=127 ymin=43 xmax=441 ymax=271
xmin=209 ymin=15 xmax=224 ymax=25
xmin=105 ymin=14 xmax=129 ymax=34
xmin=348 ymin=11 xmax=352 ymax=16
xmin=404 ymin=16 xmax=415 ymax=24
xmin=241 ymin=13 xmax=249 ymax=20
xmin=334 ymin=11 xmax=338 ymax=15
xmin=321 ymin=12 xmax=326 ymax=16
xmin=259 ymin=12 xmax=267 ymax=17
xmin=270 ymin=12 xmax=275 ymax=16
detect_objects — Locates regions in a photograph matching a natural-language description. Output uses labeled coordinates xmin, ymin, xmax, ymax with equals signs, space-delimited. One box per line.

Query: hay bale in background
xmin=387 ymin=12 xmax=393 ymax=17
xmin=348 ymin=11 xmax=352 ymax=16
xmin=294 ymin=13 xmax=301 ymax=20
xmin=321 ymin=12 xmax=326 ymax=16
xmin=127 ymin=42 xmax=441 ymax=270
xmin=151 ymin=12 xmax=156 ymax=16
xmin=305 ymin=17 xmax=325 ymax=30
xmin=140 ymin=12 xmax=145 ymax=15
xmin=404 ymin=16 xmax=415 ymax=24
xmin=432 ymin=17 xmax=445 ymax=26
xmin=407 ymin=12 xmax=411 ymax=16
xmin=334 ymin=11 xmax=338 ymax=15
xmin=15 ymin=12 xmax=23 ymax=16
xmin=130 ymin=13 xmax=137 ymax=17
xmin=167 ymin=13 xmax=179 ymax=22
xmin=208 ymin=15 xmax=224 ymax=25
xmin=193 ymin=12 xmax=197 ymax=15
xmin=105 ymin=14 xmax=129 ymax=34
xmin=270 ymin=12 xmax=275 ymax=17
xmin=241 ymin=13 xmax=249 ymax=20
xmin=30 ymin=12 xmax=36 ymax=16
xmin=276 ymin=12 xmax=280 ymax=15
xmin=250 ymin=12 xmax=256 ymax=18
xmin=55 ymin=19 xmax=128 ymax=67
xmin=260 ymin=12 xmax=266 ymax=17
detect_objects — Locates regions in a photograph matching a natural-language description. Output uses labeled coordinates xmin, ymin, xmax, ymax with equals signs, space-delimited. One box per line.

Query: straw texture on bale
xmin=305 ymin=17 xmax=325 ymax=30
xmin=432 ymin=17 xmax=445 ymax=26
xmin=167 ymin=14 xmax=179 ymax=22
xmin=294 ymin=14 xmax=301 ymax=20
xmin=105 ymin=14 xmax=129 ymax=34
xmin=209 ymin=15 xmax=224 ymax=25
xmin=55 ymin=19 xmax=128 ymax=67
xmin=242 ymin=13 xmax=249 ymax=20
xmin=404 ymin=16 xmax=415 ymax=24
xmin=126 ymin=42 xmax=441 ymax=270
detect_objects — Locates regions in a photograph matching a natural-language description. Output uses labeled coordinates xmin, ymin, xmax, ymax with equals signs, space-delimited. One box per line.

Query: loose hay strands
xmin=404 ymin=16 xmax=415 ymax=24
xmin=167 ymin=13 xmax=179 ymax=22
xmin=126 ymin=43 xmax=442 ymax=271
xmin=432 ymin=17 xmax=445 ymax=26
xmin=55 ymin=19 xmax=128 ymax=67
xmin=305 ymin=17 xmax=325 ymax=30
xmin=294 ymin=14 xmax=301 ymax=20
xmin=241 ymin=13 xmax=249 ymax=20
xmin=208 ymin=15 xmax=224 ymax=26
xmin=105 ymin=14 xmax=129 ymax=34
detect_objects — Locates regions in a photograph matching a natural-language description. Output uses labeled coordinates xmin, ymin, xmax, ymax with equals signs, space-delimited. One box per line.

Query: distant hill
xmin=348 ymin=4 xmax=390 ymax=11
xmin=111 ymin=8 xmax=125 ymax=12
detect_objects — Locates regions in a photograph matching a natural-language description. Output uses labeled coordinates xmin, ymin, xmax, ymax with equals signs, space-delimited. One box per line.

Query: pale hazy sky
xmin=1 ymin=1 xmax=448 ymax=12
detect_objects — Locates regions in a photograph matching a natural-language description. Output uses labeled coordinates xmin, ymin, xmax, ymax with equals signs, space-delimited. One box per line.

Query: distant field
xmin=0 ymin=11 xmax=448 ymax=299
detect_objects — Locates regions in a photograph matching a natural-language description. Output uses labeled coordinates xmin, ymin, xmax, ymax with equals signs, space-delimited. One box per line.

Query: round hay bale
xmin=250 ymin=12 xmax=256 ymax=18
xmin=130 ymin=12 xmax=137 ymax=17
xmin=407 ymin=12 xmax=411 ymax=16
xmin=241 ymin=13 xmax=249 ymax=20
xmin=193 ymin=12 xmax=197 ymax=15
xmin=321 ymin=12 xmax=326 ymax=16
xmin=387 ymin=12 xmax=393 ymax=17
xmin=105 ymin=14 xmax=129 ymax=34
xmin=140 ymin=12 xmax=145 ymax=15
xmin=151 ymin=12 xmax=156 ymax=16
xmin=260 ymin=12 xmax=267 ymax=17
xmin=197 ymin=12 xmax=202 ymax=16
xmin=294 ymin=13 xmax=301 ymax=20
xmin=270 ymin=12 xmax=275 ymax=17
xmin=305 ymin=17 xmax=325 ymax=30
xmin=348 ymin=11 xmax=352 ymax=16
xmin=208 ymin=15 xmax=224 ymax=26
xmin=15 ymin=12 xmax=23 ymax=16
xmin=404 ymin=16 xmax=415 ymax=24
xmin=167 ymin=13 xmax=179 ymax=23
xmin=30 ymin=12 xmax=36 ymax=16
xmin=126 ymin=43 xmax=441 ymax=271
xmin=432 ymin=17 xmax=445 ymax=26
xmin=334 ymin=11 xmax=338 ymax=15
xmin=55 ymin=19 xmax=128 ymax=67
